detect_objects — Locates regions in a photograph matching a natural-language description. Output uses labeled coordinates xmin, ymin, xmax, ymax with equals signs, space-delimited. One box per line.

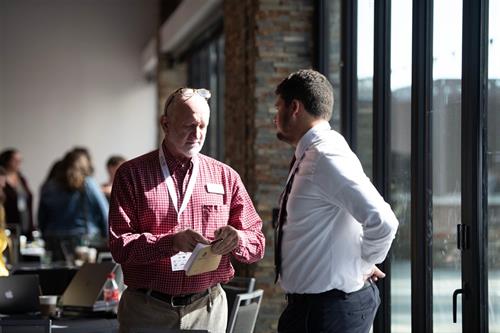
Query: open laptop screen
xmin=0 ymin=275 xmax=41 ymax=315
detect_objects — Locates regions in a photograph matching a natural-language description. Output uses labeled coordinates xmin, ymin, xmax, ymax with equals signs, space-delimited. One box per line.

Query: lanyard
xmin=159 ymin=146 xmax=199 ymax=218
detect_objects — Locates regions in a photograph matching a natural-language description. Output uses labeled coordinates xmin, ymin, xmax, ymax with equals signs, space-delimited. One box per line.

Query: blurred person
xmin=0 ymin=167 xmax=6 ymax=208
xmin=101 ymin=155 xmax=126 ymax=201
xmin=38 ymin=150 xmax=109 ymax=262
xmin=109 ymin=87 xmax=265 ymax=333
xmin=72 ymin=146 xmax=95 ymax=176
xmin=70 ymin=146 xmax=105 ymax=247
xmin=44 ymin=159 xmax=63 ymax=183
xmin=0 ymin=166 xmax=10 ymax=275
xmin=273 ymin=69 xmax=398 ymax=333
xmin=0 ymin=149 xmax=34 ymax=238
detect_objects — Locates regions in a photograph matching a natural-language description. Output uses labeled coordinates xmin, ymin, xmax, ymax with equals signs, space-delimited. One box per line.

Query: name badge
xmin=171 ymin=252 xmax=192 ymax=271
xmin=206 ymin=183 xmax=224 ymax=194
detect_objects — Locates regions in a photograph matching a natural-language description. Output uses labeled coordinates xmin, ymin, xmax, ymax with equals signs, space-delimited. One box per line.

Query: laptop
xmin=0 ymin=275 xmax=41 ymax=315
xmin=59 ymin=262 xmax=119 ymax=313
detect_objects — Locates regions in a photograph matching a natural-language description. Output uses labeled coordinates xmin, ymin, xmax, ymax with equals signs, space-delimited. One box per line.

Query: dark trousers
xmin=278 ymin=281 xmax=380 ymax=333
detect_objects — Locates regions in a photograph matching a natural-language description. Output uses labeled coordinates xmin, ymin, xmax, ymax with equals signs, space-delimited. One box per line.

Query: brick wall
xmin=225 ymin=0 xmax=314 ymax=331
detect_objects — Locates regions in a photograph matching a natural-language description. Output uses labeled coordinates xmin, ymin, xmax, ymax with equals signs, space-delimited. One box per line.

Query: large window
xmin=322 ymin=0 xmax=495 ymax=332
xmin=187 ymin=33 xmax=225 ymax=161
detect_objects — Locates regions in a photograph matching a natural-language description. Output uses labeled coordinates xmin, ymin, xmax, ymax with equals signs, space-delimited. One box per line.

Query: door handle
xmin=452 ymin=288 xmax=463 ymax=323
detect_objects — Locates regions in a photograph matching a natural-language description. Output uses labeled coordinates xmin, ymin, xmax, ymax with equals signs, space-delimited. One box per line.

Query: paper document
xmin=183 ymin=243 xmax=222 ymax=276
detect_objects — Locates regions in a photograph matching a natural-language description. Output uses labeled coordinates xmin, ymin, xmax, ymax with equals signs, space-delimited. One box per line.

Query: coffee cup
xmin=39 ymin=295 xmax=58 ymax=317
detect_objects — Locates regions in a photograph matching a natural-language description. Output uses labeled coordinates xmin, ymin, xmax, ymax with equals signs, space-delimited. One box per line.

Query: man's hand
xmin=364 ymin=265 xmax=386 ymax=282
xmin=172 ymin=229 xmax=210 ymax=253
xmin=211 ymin=226 xmax=240 ymax=255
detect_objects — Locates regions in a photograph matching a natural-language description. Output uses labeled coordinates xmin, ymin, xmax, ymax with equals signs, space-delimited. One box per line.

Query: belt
xmin=135 ymin=287 xmax=212 ymax=307
xmin=286 ymin=280 xmax=373 ymax=304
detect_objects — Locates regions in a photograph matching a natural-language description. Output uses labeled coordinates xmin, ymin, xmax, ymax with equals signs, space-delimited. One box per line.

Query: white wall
xmin=0 ymin=0 xmax=159 ymax=224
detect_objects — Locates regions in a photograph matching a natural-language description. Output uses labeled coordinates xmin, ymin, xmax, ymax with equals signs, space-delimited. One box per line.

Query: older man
xmin=109 ymin=88 xmax=265 ymax=333
xmin=273 ymin=69 xmax=398 ymax=333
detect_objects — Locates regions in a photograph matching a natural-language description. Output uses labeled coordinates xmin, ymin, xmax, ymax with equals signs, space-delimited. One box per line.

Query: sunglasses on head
xmin=164 ymin=88 xmax=211 ymax=115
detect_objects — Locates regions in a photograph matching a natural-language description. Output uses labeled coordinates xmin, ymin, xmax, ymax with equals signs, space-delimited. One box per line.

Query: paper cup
xmin=39 ymin=295 xmax=58 ymax=317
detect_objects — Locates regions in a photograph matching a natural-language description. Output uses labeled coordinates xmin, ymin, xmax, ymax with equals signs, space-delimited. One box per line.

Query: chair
xmin=226 ymin=289 xmax=263 ymax=333
xmin=222 ymin=276 xmax=255 ymax=314
xmin=223 ymin=277 xmax=255 ymax=293
xmin=0 ymin=318 xmax=51 ymax=333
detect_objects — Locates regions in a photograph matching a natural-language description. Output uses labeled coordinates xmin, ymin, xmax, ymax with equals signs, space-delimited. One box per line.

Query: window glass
xmin=389 ymin=0 xmax=412 ymax=331
xmin=187 ymin=34 xmax=225 ymax=160
xmin=357 ymin=0 xmax=374 ymax=178
xmin=432 ymin=1 xmax=463 ymax=332
xmin=328 ymin=0 xmax=342 ymax=131
xmin=488 ymin=0 xmax=500 ymax=331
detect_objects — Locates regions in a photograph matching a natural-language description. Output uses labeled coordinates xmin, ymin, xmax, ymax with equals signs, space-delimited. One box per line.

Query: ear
xmin=290 ymin=99 xmax=302 ymax=117
xmin=160 ymin=114 xmax=168 ymax=133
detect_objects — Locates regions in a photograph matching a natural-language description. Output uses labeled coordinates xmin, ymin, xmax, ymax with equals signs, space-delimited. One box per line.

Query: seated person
xmin=38 ymin=150 xmax=108 ymax=262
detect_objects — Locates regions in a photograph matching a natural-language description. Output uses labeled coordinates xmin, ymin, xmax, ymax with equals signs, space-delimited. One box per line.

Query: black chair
xmin=226 ymin=289 xmax=263 ymax=333
xmin=221 ymin=276 xmax=255 ymax=315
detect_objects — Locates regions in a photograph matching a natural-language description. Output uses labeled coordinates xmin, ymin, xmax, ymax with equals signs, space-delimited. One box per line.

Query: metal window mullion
xmin=410 ymin=0 xmax=434 ymax=332
xmin=341 ymin=0 xmax=358 ymax=150
xmin=372 ymin=0 xmax=391 ymax=332
xmin=314 ymin=0 xmax=330 ymax=75
xmin=461 ymin=0 xmax=489 ymax=331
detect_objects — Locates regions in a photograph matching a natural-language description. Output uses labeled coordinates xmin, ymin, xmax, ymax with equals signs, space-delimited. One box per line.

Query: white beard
xmin=183 ymin=140 xmax=204 ymax=157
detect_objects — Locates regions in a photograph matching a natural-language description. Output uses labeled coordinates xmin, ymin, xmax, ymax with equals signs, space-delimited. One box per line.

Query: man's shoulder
xmin=199 ymin=154 xmax=232 ymax=168
xmin=198 ymin=154 xmax=240 ymax=176
xmin=116 ymin=149 xmax=159 ymax=176
xmin=123 ymin=150 xmax=158 ymax=167
xmin=313 ymin=130 xmax=351 ymax=155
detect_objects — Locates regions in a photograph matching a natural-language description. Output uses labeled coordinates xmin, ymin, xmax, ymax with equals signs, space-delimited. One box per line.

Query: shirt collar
xmin=295 ymin=121 xmax=331 ymax=160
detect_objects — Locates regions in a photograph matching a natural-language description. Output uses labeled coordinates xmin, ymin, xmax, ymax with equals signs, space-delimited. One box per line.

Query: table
xmin=52 ymin=318 xmax=119 ymax=333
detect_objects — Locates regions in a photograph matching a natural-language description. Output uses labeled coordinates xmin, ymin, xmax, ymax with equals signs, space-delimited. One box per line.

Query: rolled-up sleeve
xmin=228 ymin=174 xmax=265 ymax=264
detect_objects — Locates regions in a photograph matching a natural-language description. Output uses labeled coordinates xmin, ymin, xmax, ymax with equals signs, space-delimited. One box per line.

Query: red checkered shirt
xmin=108 ymin=146 xmax=265 ymax=296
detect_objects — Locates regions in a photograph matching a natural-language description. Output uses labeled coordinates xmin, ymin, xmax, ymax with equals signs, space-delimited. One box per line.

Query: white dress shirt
xmin=280 ymin=122 xmax=399 ymax=294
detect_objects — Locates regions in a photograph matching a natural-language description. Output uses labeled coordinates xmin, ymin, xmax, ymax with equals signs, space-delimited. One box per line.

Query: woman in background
xmin=0 ymin=149 xmax=34 ymax=239
xmin=38 ymin=149 xmax=108 ymax=262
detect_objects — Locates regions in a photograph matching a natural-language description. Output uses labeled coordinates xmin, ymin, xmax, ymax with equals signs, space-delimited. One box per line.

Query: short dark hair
xmin=106 ymin=155 xmax=126 ymax=168
xmin=275 ymin=69 xmax=334 ymax=121
xmin=0 ymin=149 xmax=17 ymax=168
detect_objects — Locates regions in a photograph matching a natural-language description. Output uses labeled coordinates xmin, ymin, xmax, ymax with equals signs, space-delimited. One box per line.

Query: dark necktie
xmin=274 ymin=155 xmax=298 ymax=283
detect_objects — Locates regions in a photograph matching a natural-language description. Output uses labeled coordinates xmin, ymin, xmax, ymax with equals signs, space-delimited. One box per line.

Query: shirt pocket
xmin=202 ymin=204 xmax=230 ymax=235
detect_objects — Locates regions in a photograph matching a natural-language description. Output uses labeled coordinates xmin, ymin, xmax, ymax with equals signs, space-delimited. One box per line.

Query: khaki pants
xmin=118 ymin=284 xmax=227 ymax=333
